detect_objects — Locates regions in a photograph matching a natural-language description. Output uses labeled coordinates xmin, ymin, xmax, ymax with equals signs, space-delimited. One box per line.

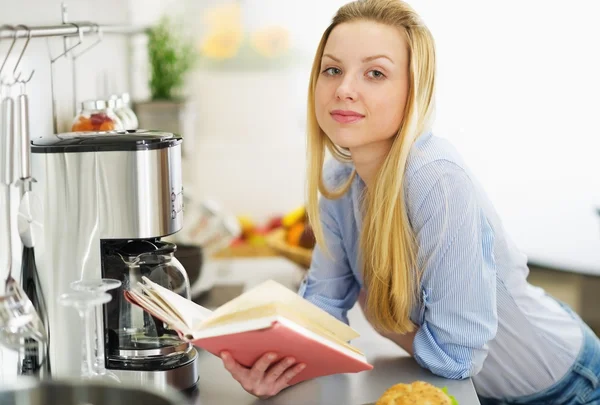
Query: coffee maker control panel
xmin=171 ymin=187 xmax=184 ymax=219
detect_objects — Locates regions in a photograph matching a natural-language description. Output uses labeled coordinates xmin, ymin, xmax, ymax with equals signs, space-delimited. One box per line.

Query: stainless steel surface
xmin=189 ymin=263 xmax=481 ymax=405
xmin=16 ymin=91 xmax=38 ymax=248
xmin=31 ymin=139 xmax=184 ymax=379
xmin=112 ymin=347 xmax=199 ymax=391
xmin=0 ymin=23 xmax=147 ymax=40
xmin=31 ymin=143 xmax=183 ymax=240
xmin=1 ymin=95 xmax=14 ymax=185
xmin=17 ymin=93 xmax=30 ymax=182
xmin=16 ymin=191 xmax=42 ymax=248
xmin=114 ymin=341 xmax=192 ymax=359
xmin=0 ymin=377 xmax=189 ymax=405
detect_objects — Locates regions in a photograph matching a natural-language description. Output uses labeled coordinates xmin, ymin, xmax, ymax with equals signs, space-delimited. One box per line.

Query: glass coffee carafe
xmin=101 ymin=239 xmax=193 ymax=372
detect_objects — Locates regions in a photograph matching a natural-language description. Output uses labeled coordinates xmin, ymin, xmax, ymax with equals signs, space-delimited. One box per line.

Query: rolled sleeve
xmin=298 ymin=197 xmax=360 ymax=325
xmin=410 ymin=163 xmax=498 ymax=379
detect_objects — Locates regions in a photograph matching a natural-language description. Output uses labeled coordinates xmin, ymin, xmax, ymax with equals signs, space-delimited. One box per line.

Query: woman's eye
xmin=367 ymin=70 xmax=385 ymax=79
xmin=323 ymin=67 xmax=341 ymax=76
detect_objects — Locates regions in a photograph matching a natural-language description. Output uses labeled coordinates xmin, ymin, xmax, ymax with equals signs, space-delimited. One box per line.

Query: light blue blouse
xmin=298 ymin=132 xmax=583 ymax=398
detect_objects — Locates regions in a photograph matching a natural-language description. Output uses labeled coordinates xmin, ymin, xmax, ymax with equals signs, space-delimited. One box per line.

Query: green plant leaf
xmin=147 ymin=16 xmax=196 ymax=101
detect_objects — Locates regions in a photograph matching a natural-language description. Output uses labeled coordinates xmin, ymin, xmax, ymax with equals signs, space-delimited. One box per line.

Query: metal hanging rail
xmin=0 ymin=23 xmax=148 ymax=40
xmin=1 ymin=3 xmax=151 ymax=133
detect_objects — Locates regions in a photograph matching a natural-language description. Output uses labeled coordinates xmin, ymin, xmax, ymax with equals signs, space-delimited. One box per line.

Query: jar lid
xmin=82 ymin=100 xmax=108 ymax=110
xmin=121 ymin=92 xmax=131 ymax=104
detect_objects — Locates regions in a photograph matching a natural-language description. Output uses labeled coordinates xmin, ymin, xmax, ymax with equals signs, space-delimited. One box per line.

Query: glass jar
xmin=111 ymin=98 xmax=134 ymax=130
xmin=72 ymin=100 xmax=125 ymax=132
xmin=119 ymin=93 xmax=139 ymax=130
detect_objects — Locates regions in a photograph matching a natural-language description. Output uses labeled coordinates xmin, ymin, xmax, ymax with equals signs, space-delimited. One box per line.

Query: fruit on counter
xmin=277 ymin=205 xmax=315 ymax=249
xmin=237 ymin=215 xmax=256 ymax=239
xmin=286 ymin=222 xmax=305 ymax=246
xmin=265 ymin=216 xmax=283 ymax=231
xmin=282 ymin=206 xmax=306 ymax=228
xmin=284 ymin=221 xmax=316 ymax=249
xmin=299 ymin=224 xmax=316 ymax=249
xmin=71 ymin=113 xmax=117 ymax=132
xmin=234 ymin=215 xmax=284 ymax=247
xmin=230 ymin=209 xmax=315 ymax=250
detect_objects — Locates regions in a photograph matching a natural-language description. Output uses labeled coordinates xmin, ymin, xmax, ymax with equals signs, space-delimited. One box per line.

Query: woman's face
xmin=315 ymin=20 xmax=410 ymax=154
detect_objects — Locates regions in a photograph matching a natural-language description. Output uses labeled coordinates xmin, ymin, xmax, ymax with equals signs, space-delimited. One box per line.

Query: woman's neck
xmin=349 ymin=138 xmax=394 ymax=188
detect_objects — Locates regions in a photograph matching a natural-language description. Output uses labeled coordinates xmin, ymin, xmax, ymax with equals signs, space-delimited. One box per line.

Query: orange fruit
xmin=286 ymin=222 xmax=305 ymax=246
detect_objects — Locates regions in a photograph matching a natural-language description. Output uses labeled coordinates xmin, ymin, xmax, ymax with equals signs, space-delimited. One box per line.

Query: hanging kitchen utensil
xmin=12 ymin=25 xmax=50 ymax=375
xmin=14 ymin=25 xmax=41 ymax=249
xmin=0 ymin=29 xmax=47 ymax=350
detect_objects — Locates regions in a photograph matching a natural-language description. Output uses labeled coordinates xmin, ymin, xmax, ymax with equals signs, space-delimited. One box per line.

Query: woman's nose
xmin=335 ymin=76 xmax=358 ymax=101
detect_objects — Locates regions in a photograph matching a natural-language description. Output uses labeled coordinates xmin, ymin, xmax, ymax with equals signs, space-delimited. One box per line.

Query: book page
xmin=203 ymin=280 xmax=359 ymax=342
xmin=141 ymin=277 xmax=213 ymax=328
xmin=124 ymin=290 xmax=191 ymax=334
xmin=196 ymin=303 xmax=364 ymax=356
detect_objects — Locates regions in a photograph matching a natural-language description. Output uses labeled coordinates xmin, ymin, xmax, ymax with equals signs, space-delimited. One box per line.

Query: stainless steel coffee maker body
xmin=30 ymin=131 xmax=198 ymax=390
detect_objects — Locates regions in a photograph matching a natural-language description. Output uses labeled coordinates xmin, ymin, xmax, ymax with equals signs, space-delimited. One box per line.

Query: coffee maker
xmin=29 ymin=130 xmax=198 ymax=390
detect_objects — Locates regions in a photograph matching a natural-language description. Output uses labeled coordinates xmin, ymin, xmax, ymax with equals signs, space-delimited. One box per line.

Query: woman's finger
xmin=248 ymin=352 xmax=279 ymax=382
xmin=263 ymin=356 xmax=296 ymax=385
xmin=221 ymin=351 xmax=248 ymax=378
xmin=275 ymin=362 xmax=306 ymax=390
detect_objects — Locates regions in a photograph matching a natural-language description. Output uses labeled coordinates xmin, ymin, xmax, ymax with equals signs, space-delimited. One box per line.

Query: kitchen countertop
xmin=187 ymin=258 xmax=481 ymax=405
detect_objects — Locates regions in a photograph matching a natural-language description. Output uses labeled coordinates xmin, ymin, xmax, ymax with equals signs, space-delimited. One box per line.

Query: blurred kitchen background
xmin=1 ymin=0 xmax=599 ymax=340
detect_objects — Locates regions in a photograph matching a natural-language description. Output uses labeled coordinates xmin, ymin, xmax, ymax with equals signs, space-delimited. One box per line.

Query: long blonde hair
xmin=306 ymin=0 xmax=436 ymax=333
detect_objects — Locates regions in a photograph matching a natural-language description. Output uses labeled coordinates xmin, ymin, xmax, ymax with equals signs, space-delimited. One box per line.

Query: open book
xmin=124 ymin=277 xmax=373 ymax=385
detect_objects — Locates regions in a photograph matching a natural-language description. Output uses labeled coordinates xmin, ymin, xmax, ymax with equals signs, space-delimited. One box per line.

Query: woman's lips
xmin=330 ymin=109 xmax=365 ymax=124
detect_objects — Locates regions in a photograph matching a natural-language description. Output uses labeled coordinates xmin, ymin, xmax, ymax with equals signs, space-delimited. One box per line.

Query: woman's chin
xmin=326 ymin=134 xmax=362 ymax=150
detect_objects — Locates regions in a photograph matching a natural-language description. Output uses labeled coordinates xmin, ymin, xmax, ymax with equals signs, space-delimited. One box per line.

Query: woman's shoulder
xmin=405 ymin=131 xmax=471 ymax=187
xmin=404 ymin=132 xmax=475 ymax=211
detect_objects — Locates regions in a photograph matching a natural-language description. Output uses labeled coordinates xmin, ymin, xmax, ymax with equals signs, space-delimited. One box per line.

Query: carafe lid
xmin=105 ymin=239 xmax=177 ymax=263
xmin=31 ymin=130 xmax=181 ymax=154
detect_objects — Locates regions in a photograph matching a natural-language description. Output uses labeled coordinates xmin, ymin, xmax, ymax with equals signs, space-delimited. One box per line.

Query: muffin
xmin=375 ymin=381 xmax=458 ymax=405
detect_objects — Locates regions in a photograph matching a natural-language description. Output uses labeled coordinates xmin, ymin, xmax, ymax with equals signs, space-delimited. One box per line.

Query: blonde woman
xmin=220 ymin=0 xmax=600 ymax=403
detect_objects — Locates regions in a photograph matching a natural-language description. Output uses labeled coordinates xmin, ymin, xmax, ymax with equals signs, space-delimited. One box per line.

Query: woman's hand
xmin=221 ymin=351 xmax=306 ymax=399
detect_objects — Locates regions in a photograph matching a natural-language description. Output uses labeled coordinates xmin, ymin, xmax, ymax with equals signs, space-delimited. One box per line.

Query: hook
xmin=0 ymin=25 xmax=17 ymax=79
xmin=47 ymin=22 xmax=84 ymax=64
xmin=13 ymin=24 xmax=35 ymax=84
xmin=72 ymin=23 xmax=103 ymax=59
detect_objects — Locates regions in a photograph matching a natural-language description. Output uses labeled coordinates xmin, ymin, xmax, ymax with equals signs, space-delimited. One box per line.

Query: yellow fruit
xmin=282 ymin=206 xmax=306 ymax=228
xmin=237 ymin=216 xmax=255 ymax=238
xmin=248 ymin=234 xmax=266 ymax=246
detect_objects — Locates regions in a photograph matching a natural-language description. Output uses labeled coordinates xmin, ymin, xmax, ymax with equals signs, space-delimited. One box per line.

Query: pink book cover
xmin=191 ymin=318 xmax=373 ymax=385
xmin=123 ymin=289 xmax=373 ymax=385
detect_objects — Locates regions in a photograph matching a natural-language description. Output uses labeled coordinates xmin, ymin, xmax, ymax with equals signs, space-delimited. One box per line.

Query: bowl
xmin=175 ymin=244 xmax=204 ymax=287
xmin=0 ymin=378 xmax=190 ymax=405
